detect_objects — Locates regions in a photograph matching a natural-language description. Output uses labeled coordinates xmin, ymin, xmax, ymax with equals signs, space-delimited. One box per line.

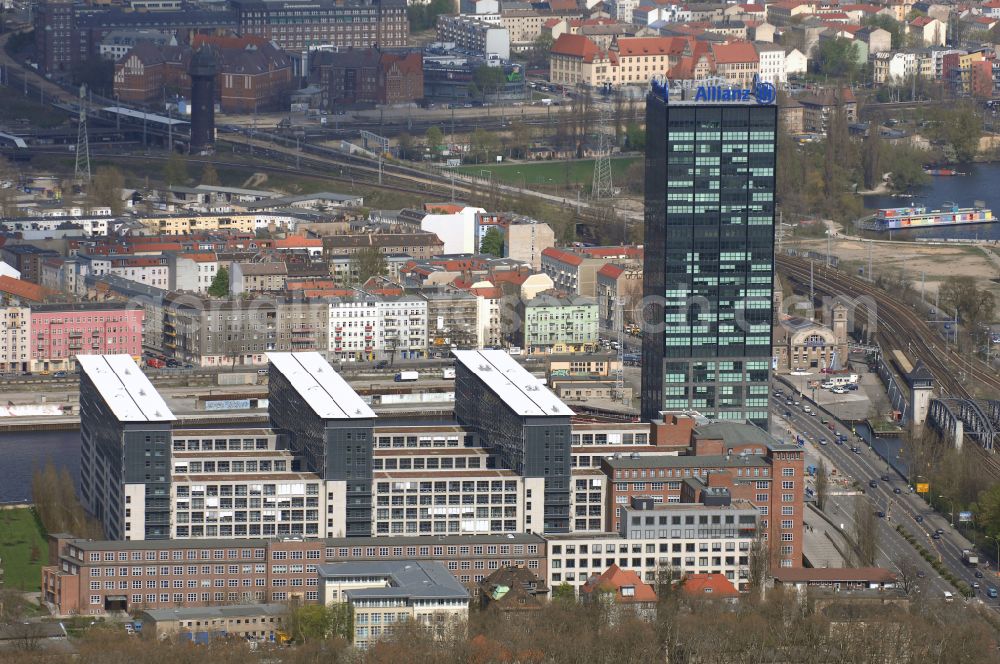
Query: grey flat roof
xmin=65 ymin=532 xmax=545 ymax=552
xmin=693 ymin=422 xmax=796 ymax=451
xmin=317 ymin=560 xmax=468 ymax=601
xmin=453 ymin=349 xmax=573 ymax=418
xmin=603 ymin=454 xmax=769 ymax=469
xmin=141 ymin=603 xmax=287 ymax=622
xmin=78 ymin=354 xmax=175 ymax=422
xmin=267 ymin=352 xmax=376 ymax=420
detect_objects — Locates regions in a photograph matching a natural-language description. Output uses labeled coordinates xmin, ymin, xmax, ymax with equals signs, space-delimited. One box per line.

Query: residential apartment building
xmin=500 ymin=8 xmax=583 ymax=48
xmin=322 ymin=232 xmax=444 ymax=260
xmin=521 ymin=293 xmax=599 ymax=355
xmin=42 ymin=532 xmax=547 ymax=615
xmin=329 ymin=295 xmax=380 ymax=361
xmin=30 ymin=304 xmax=144 ymax=372
xmin=596 ymin=263 xmax=642 ymax=333
xmin=0 ymin=244 xmax=60 ymax=284
xmin=377 ymin=295 xmax=428 ymax=360
xmin=229 ymin=262 xmax=289 ymax=295
xmin=470 ymin=285 xmax=502 ymax=349
xmin=168 ymin=253 xmax=219 ymax=294
xmin=436 ymin=15 xmax=511 ymax=59
xmin=424 ymin=290 xmax=479 ymax=349
xmin=504 ymin=221 xmax=555 ymax=271
xmin=164 ymin=296 xmax=328 ymax=367
xmin=755 ymin=43 xmax=787 ymax=85
xmin=0 ymin=306 xmax=31 ymax=373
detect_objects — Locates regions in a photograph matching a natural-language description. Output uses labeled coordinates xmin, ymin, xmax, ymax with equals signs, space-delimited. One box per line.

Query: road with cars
xmin=773 ymin=382 xmax=995 ymax=603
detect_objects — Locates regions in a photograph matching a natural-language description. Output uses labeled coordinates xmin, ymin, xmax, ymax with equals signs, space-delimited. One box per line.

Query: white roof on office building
xmin=453 ymin=349 xmax=573 ymax=417
xmin=77 ymin=354 xmax=176 ymax=422
xmin=267 ymin=351 xmax=376 ymax=420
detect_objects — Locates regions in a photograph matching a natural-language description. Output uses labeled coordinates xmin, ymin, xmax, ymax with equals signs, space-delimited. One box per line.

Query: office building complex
xmin=641 ymin=85 xmax=777 ymax=428
xmin=454 ymin=349 xmax=573 ymax=533
xmin=267 ymin=352 xmax=378 ymax=537
xmin=78 ymin=355 xmax=177 ymax=540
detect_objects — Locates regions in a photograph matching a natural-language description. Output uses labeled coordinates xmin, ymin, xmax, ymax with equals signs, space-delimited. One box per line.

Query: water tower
xmin=189 ymin=45 xmax=217 ymax=153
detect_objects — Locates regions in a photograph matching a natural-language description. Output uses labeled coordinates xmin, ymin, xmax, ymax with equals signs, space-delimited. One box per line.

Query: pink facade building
xmin=31 ymin=304 xmax=144 ymax=371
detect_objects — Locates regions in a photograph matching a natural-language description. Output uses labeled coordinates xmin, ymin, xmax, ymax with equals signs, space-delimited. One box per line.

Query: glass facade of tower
xmin=641 ymin=93 xmax=776 ymax=428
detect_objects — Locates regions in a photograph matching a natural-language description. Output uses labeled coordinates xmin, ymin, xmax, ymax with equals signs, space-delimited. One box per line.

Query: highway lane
xmin=772 ymin=387 xmax=996 ymax=601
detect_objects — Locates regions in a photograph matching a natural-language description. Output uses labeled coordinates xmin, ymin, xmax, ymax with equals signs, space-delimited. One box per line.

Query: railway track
xmin=777 ymin=254 xmax=1000 ymax=480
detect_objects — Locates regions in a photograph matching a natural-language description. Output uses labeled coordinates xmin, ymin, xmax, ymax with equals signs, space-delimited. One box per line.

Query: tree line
xmin=31 ymin=460 xmax=104 ymax=540
xmin=5 ymin=582 xmax=1000 ymax=663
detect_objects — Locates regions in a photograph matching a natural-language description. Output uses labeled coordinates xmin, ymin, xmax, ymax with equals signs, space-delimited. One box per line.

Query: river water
xmin=0 ymin=430 xmax=81 ymax=503
xmin=862 ymin=162 xmax=1000 ymax=242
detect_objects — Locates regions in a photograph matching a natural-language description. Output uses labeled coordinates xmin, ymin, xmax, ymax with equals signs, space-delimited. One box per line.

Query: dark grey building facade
xmin=453 ymin=350 xmax=572 ymax=534
xmin=78 ymin=355 xmax=176 ymax=540
xmin=641 ymin=87 xmax=777 ymax=428
xmin=267 ymin=352 xmax=377 ymax=537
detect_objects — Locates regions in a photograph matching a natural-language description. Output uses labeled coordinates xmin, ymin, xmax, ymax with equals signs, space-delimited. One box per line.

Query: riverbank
xmin=0 ymin=507 xmax=47 ymax=591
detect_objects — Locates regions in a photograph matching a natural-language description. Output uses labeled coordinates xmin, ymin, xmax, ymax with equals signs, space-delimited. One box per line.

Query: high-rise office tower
xmin=641 ymin=82 xmax=777 ymax=428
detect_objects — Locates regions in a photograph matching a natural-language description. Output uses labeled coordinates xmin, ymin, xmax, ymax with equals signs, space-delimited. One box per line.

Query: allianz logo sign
xmin=694 ymin=75 xmax=776 ymax=105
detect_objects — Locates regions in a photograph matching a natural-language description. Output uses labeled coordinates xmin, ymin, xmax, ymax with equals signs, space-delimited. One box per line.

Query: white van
xmin=943 ymin=591 xmax=954 ymax=602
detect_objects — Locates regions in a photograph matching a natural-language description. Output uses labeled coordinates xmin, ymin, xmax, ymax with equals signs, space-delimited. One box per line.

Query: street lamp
xmin=937 ymin=494 xmax=955 ymax=527
xmin=986 ymin=535 xmax=1000 ymax=570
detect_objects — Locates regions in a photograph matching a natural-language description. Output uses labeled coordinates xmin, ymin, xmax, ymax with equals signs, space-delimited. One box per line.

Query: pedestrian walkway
xmin=802 ymin=504 xmax=849 ymax=568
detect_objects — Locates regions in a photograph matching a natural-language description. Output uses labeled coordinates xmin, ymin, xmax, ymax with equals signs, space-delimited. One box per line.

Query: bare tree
xmin=815 ymin=459 xmax=830 ymax=511
xmin=747 ymin=530 xmax=772 ymax=595
xmin=895 ymin=557 xmax=921 ymax=595
xmin=852 ymin=496 xmax=880 ymax=567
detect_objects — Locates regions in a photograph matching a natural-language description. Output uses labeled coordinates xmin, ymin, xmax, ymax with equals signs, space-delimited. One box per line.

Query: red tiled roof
xmin=840 ymin=3 xmax=881 ymax=12
xmin=0 ymin=275 xmax=49 ymax=302
xmin=551 ymin=34 xmax=608 ymax=63
xmin=183 ymin=252 xmax=218 ymax=262
xmin=470 ymin=286 xmax=502 ymax=298
xmin=710 ymin=40 xmax=760 ymax=64
xmin=974 ymin=15 xmax=997 ymax=23
xmin=548 ymin=0 xmax=579 ymax=10
xmin=597 ymin=263 xmax=625 ymax=279
xmin=909 ymin=15 xmax=933 ymax=26
xmin=616 ymin=36 xmax=686 ymax=56
xmin=541 ymin=247 xmax=584 ymax=266
xmin=131 ymin=242 xmax=184 ymax=253
xmin=543 ymin=17 xmax=562 ymax=27
xmin=772 ymin=567 xmax=897 ymax=583
xmin=491 ymin=271 xmax=530 ymax=286
xmin=739 ymin=3 xmax=765 ymax=11
xmin=580 ymin=565 xmax=657 ymax=603
xmin=681 ymin=573 xmax=739 ymax=598
xmin=273 ymin=237 xmax=324 ymax=249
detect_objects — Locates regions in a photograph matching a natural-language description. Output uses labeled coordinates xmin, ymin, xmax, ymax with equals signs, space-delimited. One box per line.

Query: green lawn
xmin=455 ymin=157 xmax=640 ymax=191
xmin=0 ymin=508 xmax=48 ymax=591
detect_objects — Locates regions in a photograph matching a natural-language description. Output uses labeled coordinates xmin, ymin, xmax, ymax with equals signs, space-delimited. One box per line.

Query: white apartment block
xmin=377 ymin=295 xmax=427 ymax=359
xmin=329 ymin=297 xmax=380 ymax=361
xmin=0 ymin=306 xmax=31 ymax=373
xmin=547 ymin=528 xmax=756 ymax=591
xmin=755 ymin=44 xmax=787 ymax=85
xmin=168 ymin=429 xmax=328 ymax=540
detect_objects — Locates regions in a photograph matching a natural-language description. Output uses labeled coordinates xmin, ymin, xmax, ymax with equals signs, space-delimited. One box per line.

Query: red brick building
xmin=42 ymin=533 xmax=547 ymax=616
xmin=600 ymin=421 xmax=804 ymax=569
xmin=308 ymin=48 xmax=423 ymax=108
xmin=114 ymin=35 xmax=294 ymax=112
